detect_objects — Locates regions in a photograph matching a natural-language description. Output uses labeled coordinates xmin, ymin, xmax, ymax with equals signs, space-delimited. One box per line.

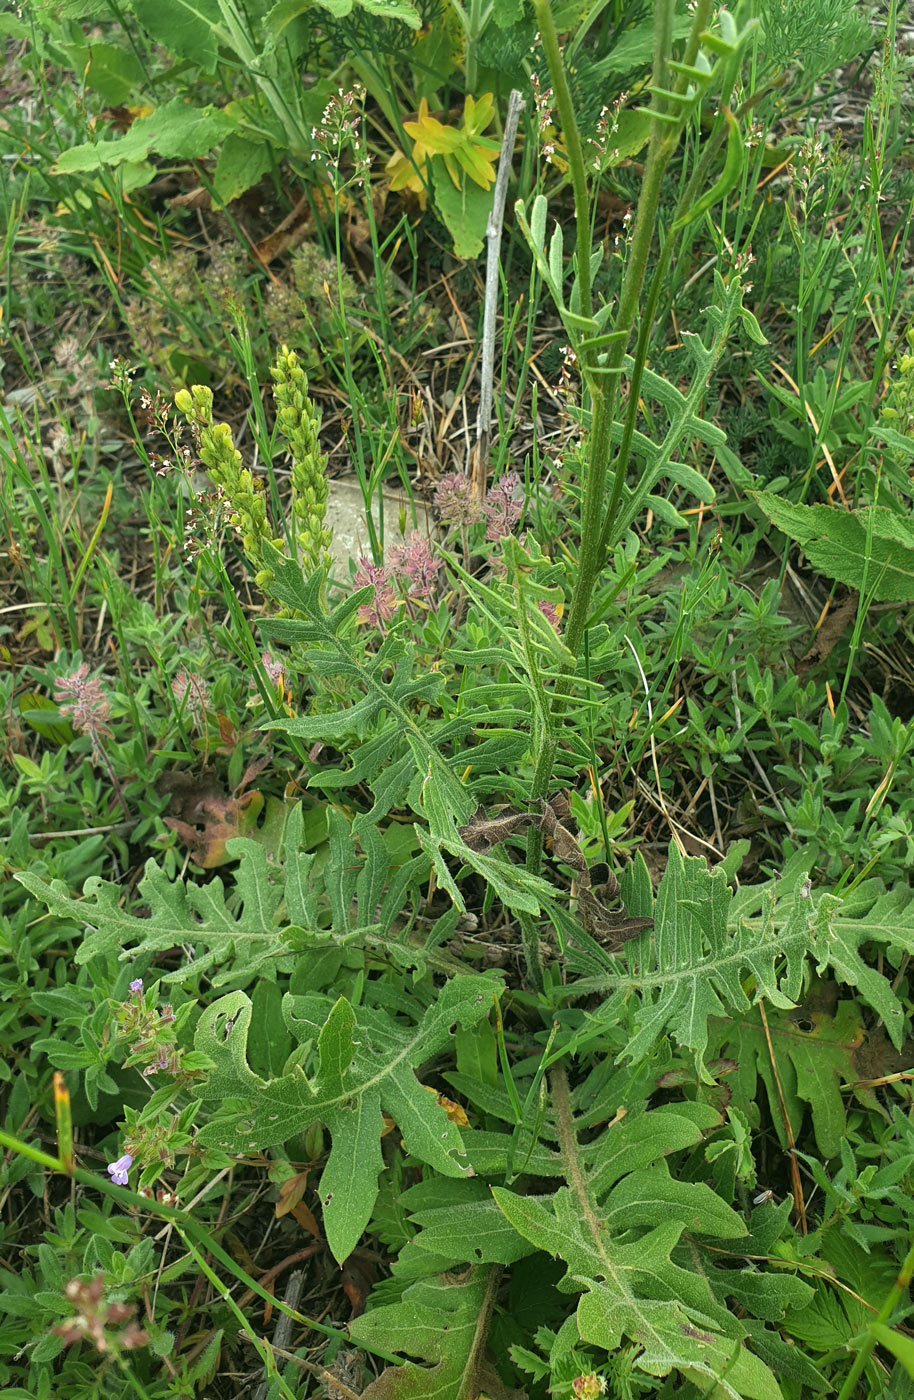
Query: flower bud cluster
xmin=174 ymin=385 xmax=282 ymax=588
xmin=270 ymin=344 xmax=333 ymax=575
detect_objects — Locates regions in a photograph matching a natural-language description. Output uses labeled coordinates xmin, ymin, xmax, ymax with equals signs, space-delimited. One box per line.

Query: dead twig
xmin=475 ymin=90 xmax=525 ymax=501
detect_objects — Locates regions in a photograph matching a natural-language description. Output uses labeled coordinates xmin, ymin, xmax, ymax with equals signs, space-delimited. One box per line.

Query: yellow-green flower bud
xmin=271 ymin=343 xmax=332 ymax=576
xmin=174 ymin=381 xmax=283 ymax=589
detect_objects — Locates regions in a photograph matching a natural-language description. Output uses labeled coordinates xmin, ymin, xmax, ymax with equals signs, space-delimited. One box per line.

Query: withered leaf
xmin=459 ymin=801 xmax=653 ymax=953
xmin=576 ymin=885 xmax=654 ymax=950
xmin=459 ymin=804 xmax=530 ymax=853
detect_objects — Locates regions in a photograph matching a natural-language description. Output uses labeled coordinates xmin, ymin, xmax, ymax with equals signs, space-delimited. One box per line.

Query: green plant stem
xmin=834 ymin=1237 xmax=914 ymax=1400
xmin=524 ymin=0 xmax=682 ymax=848
xmin=519 ymin=910 xmax=545 ymax=992
xmin=462 ymin=1265 xmax=502 ymax=1400
xmin=458 ymin=0 xmax=493 ymax=96
xmin=532 ymin=0 xmax=594 ymax=329
xmin=550 ymin=1063 xmax=605 ymax=1254
xmin=524 ymin=0 xmax=715 ymax=861
xmin=174 ymin=1224 xmax=300 ymax=1400
xmin=0 ymin=1128 xmax=401 ymax=1364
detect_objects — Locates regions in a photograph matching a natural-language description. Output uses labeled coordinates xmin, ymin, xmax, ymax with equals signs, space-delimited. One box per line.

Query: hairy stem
xmin=532 ymin=0 xmax=595 ymax=330
xmin=458 ymin=1264 xmax=503 ymax=1400
xmin=523 ymin=0 xmax=717 ymax=854
xmin=550 ymin=1065 xmax=608 ymax=1265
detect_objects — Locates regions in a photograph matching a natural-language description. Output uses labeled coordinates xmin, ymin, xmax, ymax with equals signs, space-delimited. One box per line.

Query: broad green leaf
xmin=212 ymin=132 xmax=273 ymax=205
xmin=53 ymin=98 xmax=235 ymax=173
xmin=259 ymin=556 xmax=554 ymax=915
xmin=353 ymin=0 xmax=421 ymax=26
xmin=714 ymin=1002 xmax=865 ymax=1158
xmin=431 ymin=163 xmax=493 ymax=259
xmin=455 ymin=1020 xmax=497 ymax=1089
xmin=18 ymin=692 xmax=72 ymax=744
xmin=741 ymin=1321 xmax=829 ymax=1394
xmin=591 ymin=13 xmax=693 ymax=76
xmin=458 ymin=1127 xmax=563 ymax=1178
xmin=875 ymin=423 xmax=914 ymax=461
xmin=407 ymin=1198 xmax=534 ymax=1265
xmin=569 ymin=846 xmax=914 ymax=1074
xmin=193 ymin=974 xmax=499 ymax=1261
xmin=80 ymin=42 xmax=146 ymax=103
xmin=782 ymin=1285 xmax=858 ymax=1351
xmin=603 ymin=107 xmax=653 ymax=163
xmin=754 ymin=491 xmax=914 ymax=601
xmin=603 ymin=1165 xmax=748 ymax=1238
xmin=279 ymin=0 xmax=421 ymax=22
xmin=17 ymin=838 xmax=287 ymax=978
xmin=350 ymin=1268 xmax=496 ymax=1398
xmin=131 ymin=0 xmax=222 ymax=72
xmin=492 ymin=1104 xmax=786 ymax=1400
xmin=260 ymin=561 xmax=471 ymax=819
xmin=490 ymin=0 xmax=525 ymax=24
xmin=493 ymin=1188 xmax=770 ymax=1394
xmin=15 ymin=803 xmax=434 ymax=985
xmin=587 ymin=1107 xmax=719 ymax=1195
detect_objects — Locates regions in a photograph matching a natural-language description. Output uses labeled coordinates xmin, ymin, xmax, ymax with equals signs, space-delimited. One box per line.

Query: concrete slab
xmin=324 ymin=477 xmax=435 ymax=578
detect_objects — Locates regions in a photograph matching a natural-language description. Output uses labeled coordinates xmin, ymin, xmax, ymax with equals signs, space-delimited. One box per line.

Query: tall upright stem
xmin=533 ymin=0 xmax=595 ymax=330
xmin=524 ymin=0 xmax=713 ymax=843
xmin=525 ymin=0 xmax=679 ymax=837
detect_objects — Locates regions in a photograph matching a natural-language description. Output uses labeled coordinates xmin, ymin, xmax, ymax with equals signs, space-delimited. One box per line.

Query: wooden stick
xmin=475 ymin=89 xmax=526 ymax=501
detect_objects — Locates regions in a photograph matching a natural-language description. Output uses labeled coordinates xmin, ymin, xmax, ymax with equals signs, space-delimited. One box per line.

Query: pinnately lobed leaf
xmin=568 ymin=845 xmax=914 ymax=1075
xmin=193 ymin=974 xmax=502 ymax=1263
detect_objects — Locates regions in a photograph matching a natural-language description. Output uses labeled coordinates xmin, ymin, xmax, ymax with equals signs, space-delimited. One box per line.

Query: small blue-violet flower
xmin=129 ymin=978 xmax=143 ymax=994
xmin=107 ymin=1154 xmax=133 ymax=1186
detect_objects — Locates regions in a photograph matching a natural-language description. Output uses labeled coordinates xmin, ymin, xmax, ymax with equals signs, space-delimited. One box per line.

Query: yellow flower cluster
xmin=270 ymin=345 xmax=333 ymax=575
xmin=175 ymin=349 xmax=334 ymax=591
xmin=174 ymin=384 xmax=281 ymax=589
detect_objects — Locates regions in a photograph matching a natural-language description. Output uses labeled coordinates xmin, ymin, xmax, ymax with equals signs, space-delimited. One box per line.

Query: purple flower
xmin=129 ymin=978 xmax=143 ymax=994
xmin=388 ymin=530 xmax=442 ymax=602
xmin=354 ymin=559 xmax=399 ymax=630
xmin=483 ymin=473 xmax=522 ymax=540
xmin=55 ymin=664 xmax=113 ymax=763
xmin=106 ymin=1154 xmax=133 ymax=1186
xmin=434 ymin=473 xmax=483 ymax=526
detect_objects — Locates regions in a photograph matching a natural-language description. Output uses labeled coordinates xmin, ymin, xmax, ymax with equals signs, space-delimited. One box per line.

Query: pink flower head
xmin=171 ymin=670 xmax=210 ymax=730
xmin=537 ymin=598 xmax=561 ymax=630
xmin=483 ymin=472 xmax=522 ymax=540
xmin=55 ymin=663 xmax=113 ymax=763
xmin=434 ymin=472 xmax=483 ymax=526
xmin=354 ymin=558 xmax=399 ymax=629
xmin=388 ymin=530 xmax=442 ymax=601
xmin=260 ymin=651 xmax=285 ymax=689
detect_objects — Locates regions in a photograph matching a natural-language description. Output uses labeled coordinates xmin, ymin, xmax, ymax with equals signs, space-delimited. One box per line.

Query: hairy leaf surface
xmin=569 ymin=846 xmax=914 ymax=1074
xmin=193 ymin=974 xmax=500 ymax=1261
